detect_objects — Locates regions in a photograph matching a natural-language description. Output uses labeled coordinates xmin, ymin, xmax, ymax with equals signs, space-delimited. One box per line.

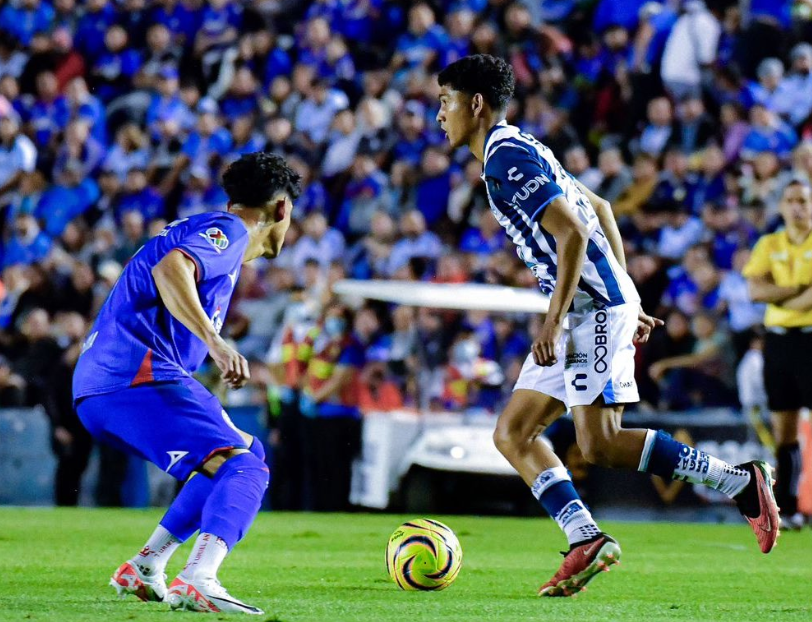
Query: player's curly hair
xmin=221 ymin=152 xmax=302 ymax=207
xmin=437 ymin=54 xmax=515 ymax=112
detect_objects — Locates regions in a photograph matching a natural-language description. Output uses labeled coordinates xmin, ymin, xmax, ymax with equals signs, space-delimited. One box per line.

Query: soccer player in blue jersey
xmin=72 ymin=152 xmax=301 ymax=615
xmin=436 ymin=55 xmax=780 ymax=596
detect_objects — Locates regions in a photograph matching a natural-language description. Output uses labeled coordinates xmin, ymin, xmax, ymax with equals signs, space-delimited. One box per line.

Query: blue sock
xmin=160 ymin=437 xmax=266 ymax=542
xmin=200 ymin=452 xmax=269 ymax=550
xmin=638 ymin=430 xmax=750 ymax=496
xmin=531 ymin=466 xmax=601 ymax=546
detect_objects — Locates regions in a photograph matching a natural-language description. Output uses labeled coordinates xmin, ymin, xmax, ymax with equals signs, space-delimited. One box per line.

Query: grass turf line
xmin=0 ymin=508 xmax=810 ymax=622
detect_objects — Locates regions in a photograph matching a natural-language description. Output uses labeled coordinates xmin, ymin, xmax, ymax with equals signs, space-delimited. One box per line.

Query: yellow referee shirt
xmin=743 ymin=230 xmax=812 ymax=327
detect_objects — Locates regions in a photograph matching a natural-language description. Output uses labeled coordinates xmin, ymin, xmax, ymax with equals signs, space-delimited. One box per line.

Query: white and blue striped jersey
xmin=482 ymin=121 xmax=639 ymax=311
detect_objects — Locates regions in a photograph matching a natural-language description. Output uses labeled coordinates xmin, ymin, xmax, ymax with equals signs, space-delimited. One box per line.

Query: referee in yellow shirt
xmin=744 ymin=179 xmax=812 ymax=531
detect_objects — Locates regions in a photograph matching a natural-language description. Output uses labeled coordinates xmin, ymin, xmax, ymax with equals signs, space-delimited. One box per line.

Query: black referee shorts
xmin=764 ymin=328 xmax=812 ymax=411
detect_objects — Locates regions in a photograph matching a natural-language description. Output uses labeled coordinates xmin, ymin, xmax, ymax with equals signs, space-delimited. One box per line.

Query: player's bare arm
xmin=575 ymin=179 xmax=662 ymax=342
xmin=152 ymin=249 xmax=249 ymax=389
xmin=534 ymin=195 xmax=588 ymax=367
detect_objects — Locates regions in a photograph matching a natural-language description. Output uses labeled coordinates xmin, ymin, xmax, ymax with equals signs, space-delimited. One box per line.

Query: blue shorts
xmin=76 ymin=378 xmax=247 ymax=481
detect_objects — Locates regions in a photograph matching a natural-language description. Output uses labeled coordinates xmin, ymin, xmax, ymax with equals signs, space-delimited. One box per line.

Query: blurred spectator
xmin=0 ymin=0 xmax=55 ymax=48
xmin=289 ymin=211 xmax=346 ymax=278
xmin=294 ymin=76 xmax=349 ymax=146
xmin=717 ymin=248 xmax=766 ymax=361
xmin=649 ymin=311 xmax=737 ymax=409
xmin=637 ymin=96 xmax=674 ymax=157
xmin=614 ymin=152 xmax=658 ymax=217
xmin=3 ymin=214 xmax=52 ymax=269
xmin=595 ymin=146 xmax=632 ymax=203
xmin=337 ymin=150 xmax=390 ymax=238
xmin=660 ymin=0 xmax=720 ymax=100
xmin=387 ymin=210 xmax=442 ymax=276
xmin=299 ymin=304 xmax=363 ymax=511
xmin=671 ymin=95 xmax=716 ymax=155
xmin=0 ymin=108 xmax=37 ymax=207
xmin=564 ymin=145 xmax=602 ymax=190
xmin=772 ymin=43 xmax=812 ymax=128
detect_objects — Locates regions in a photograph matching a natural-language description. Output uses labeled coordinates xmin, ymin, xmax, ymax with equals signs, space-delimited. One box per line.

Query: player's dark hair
xmin=437 ymin=54 xmax=515 ymax=112
xmin=221 ymin=152 xmax=302 ymax=208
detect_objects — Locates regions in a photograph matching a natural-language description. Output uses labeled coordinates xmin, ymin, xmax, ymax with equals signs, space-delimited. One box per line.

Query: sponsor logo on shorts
xmin=594 ymin=309 xmax=608 ymax=373
xmin=571 ymin=373 xmax=588 ymax=392
xmin=619 ymin=380 xmax=634 ymax=388
xmin=565 ymin=352 xmax=588 ymax=369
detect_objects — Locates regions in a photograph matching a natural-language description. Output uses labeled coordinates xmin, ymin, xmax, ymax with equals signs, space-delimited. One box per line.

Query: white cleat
xmin=166 ymin=575 xmax=264 ymax=615
xmin=780 ymin=512 xmax=806 ymax=531
xmin=110 ymin=560 xmax=167 ymax=602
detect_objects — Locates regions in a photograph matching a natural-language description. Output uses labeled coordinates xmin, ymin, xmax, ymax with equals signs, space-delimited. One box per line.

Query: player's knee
xmin=248 ymin=436 xmax=266 ymax=463
xmin=493 ymin=420 xmax=533 ymax=457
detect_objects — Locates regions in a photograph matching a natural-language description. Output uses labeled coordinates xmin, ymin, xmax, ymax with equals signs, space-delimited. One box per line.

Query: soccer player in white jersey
xmin=436 ymin=55 xmax=780 ymax=596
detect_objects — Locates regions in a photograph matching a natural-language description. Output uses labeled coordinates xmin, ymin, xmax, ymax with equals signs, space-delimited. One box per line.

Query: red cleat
xmin=538 ymin=534 xmax=621 ymax=597
xmin=109 ymin=560 xmax=166 ymax=602
xmin=735 ymin=460 xmax=780 ymax=554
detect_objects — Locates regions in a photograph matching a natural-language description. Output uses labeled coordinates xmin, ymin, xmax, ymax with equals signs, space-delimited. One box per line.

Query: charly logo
xmin=507 ymin=166 xmax=524 ymax=182
xmin=571 ymin=373 xmax=587 ymax=391
xmin=594 ymin=310 xmax=608 ymax=373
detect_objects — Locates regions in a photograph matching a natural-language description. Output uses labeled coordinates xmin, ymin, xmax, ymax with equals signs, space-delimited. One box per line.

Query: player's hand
xmin=532 ymin=318 xmax=562 ymax=367
xmin=635 ymin=307 xmax=664 ymax=344
xmin=208 ymin=336 xmax=250 ymax=389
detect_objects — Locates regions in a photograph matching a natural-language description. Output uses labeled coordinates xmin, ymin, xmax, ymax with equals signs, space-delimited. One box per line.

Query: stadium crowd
xmin=0 ymin=0 xmax=809 ymax=503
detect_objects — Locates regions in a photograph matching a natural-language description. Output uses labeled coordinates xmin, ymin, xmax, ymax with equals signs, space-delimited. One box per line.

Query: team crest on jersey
xmin=199 ymin=227 xmax=229 ymax=252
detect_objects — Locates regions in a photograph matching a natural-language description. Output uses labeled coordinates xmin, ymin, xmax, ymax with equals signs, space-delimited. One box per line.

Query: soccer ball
xmin=385 ymin=518 xmax=463 ymax=591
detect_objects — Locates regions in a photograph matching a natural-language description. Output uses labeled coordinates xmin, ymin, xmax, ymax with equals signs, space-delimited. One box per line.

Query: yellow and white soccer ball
xmin=385 ymin=519 xmax=463 ymax=591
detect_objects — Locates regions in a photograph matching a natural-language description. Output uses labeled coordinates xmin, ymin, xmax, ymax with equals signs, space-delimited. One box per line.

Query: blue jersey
xmin=73 ymin=212 xmax=249 ymax=401
xmin=482 ymin=121 xmax=639 ymax=311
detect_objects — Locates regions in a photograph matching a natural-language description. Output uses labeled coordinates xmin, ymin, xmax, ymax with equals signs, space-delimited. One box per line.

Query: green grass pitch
xmin=1 ymin=508 xmax=811 ymax=622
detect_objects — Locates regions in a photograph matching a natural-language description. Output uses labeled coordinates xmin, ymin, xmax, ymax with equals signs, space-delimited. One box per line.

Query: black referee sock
xmin=775 ymin=443 xmax=800 ymax=516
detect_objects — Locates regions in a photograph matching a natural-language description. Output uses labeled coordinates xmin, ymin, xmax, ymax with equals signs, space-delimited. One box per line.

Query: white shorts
xmin=513 ymin=302 xmax=640 ymax=408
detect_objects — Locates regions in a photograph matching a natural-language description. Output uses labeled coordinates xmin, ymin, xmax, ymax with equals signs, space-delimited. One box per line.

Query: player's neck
xmin=469 ymin=114 xmax=504 ymax=162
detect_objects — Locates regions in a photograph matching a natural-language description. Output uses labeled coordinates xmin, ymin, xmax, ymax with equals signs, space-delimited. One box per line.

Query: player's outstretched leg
xmin=167 ymin=451 xmax=268 ymax=615
xmin=110 ymin=436 xmax=267 ymax=603
xmin=571 ymin=405 xmax=780 ymax=553
xmin=493 ymin=390 xmax=621 ymax=597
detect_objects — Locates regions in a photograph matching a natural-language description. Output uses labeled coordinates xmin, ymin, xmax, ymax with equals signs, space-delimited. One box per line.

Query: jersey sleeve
xmin=174 ymin=215 xmax=249 ymax=282
xmin=484 ymin=143 xmax=564 ymax=221
xmin=741 ymin=236 xmax=772 ymax=279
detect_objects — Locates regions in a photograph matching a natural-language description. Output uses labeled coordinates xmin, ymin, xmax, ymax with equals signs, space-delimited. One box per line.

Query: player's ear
xmin=471 ymin=93 xmax=483 ymax=118
xmin=273 ymin=197 xmax=287 ymax=223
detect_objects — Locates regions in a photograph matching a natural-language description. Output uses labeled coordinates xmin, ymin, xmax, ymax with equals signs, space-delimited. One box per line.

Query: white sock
xmin=556 ymin=500 xmax=602 ymax=547
xmin=181 ymin=532 xmax=228 ymax=583
xmin=531 ymin=467 xmax=601 ymax=547
xmin=672 ymin=448 xmax=751 ymax=497
xmin=700 ymin=456 xmax=751 ymax=497
xmin=134 ymin=525 xmax=181 ymax=576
